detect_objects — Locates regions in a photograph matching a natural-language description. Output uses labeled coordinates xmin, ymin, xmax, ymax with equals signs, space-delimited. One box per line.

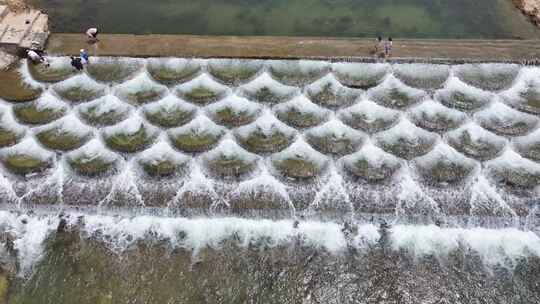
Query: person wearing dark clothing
xmin=71 ymin=56 xmax=84 ymax=71
xmin=384 ymin=37 xmax=393 ymax=58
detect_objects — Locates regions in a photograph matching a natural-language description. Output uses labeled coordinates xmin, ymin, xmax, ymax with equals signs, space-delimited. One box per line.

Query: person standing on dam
xmin=86 ymin=27 xmax=99 ymax=43
xmin=384 ymin=37 xmax=393 ymax=58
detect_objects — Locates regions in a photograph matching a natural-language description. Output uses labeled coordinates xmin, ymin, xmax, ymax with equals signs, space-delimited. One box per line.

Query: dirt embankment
xmin=513 ymin=0 xmax=540 ymax=26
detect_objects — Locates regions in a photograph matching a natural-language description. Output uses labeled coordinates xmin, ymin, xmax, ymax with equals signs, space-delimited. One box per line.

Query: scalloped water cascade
xmin=305 ymin=118 xmax=365 ymax=156
xmin=435 ymin=76 xmax=493 ymax=111
xmin=453 ymin=63 xmax=520 ymax=91
xmin=208 ymin=59 xmax=262 ymax=85
xmin=35 ymin=114 xmax=93 ymax=151
xmin=368 ymin=75 xmax=426 ymax=109
xmin=25 ymin=57 xmax=77 ymax=83
xmin=77 ymin=95 xmax=132 ymax=126
xmin=168 ymin=115 xmax=225 ymax=153
xmin=332 ymin=62 xmax=389 ymax=89
xmin=52 ymin=74 xmax=106 ymax=103
xmin=13 ymin=92 xmax=67 ymax=125
xmin=500 ymin=67 xmax=540 ymax=115
xmin=205 ymin=95 xmax=261 ymax=128
xmin=269 ymin=60 xmax=330 ymax=86
xmin=66 ymin=139 xmax=119 ymax=177
xmin=305 ymin=73 xmax=361 ymax=109
xmin=137 ymin=140 xmax=189 ymax=178
xmin=86 ymin=57 xmax=143 ymax=83
xmin=342 ymin=140 xmax=401 ymax=183
xmin=272 ymin=138 xmax=328 ymax=180
xmin=409 ymin=99 xmax=467 ymax=132
xmin=203 ymin=138 xmax=258 ymax=179
xmin=3 ymin=57 xmax=540 ymax=221
xmin=238 ymin=72 xmax=298 ymax=104
xmin=169 ymin=162 xmax=219 ymax=210
xmin=514 ymin=128 xmax=540 ymax=161
xmin=147 ymin=58 xmax=202 ymax=86
xmin=475 ymin=101 xmax=538 ymax=136
xmin=174 ymin=73 xmax=229 ymax=105
xmin=446 ymin=122 xmax=507 ymax=161
xmin=274 ymin=95 xmax=329 ymax=129
xmin=468 ymin=174 xmax=516 ymax=218
xmin=228 ymin=167 xmax=292 ymax=213
xmin=143 ymin=95 xmax=196 ymax=128
xmin=0 ymin=138 xmax=53 ymax=175
xmin=235 ymin=109 xmax=296 ymax=154
xmin=338 ymin=99 xmax=400 ymax=133
xmin=413 ymin=142 xmax=477 ymax=185
xmin=395 ymin=166 xmax=441 ymax=222
xmin=102 ymin=116 xmax=158 ymax=153
xmin=486 ymin=149 xmax=540 ymax=189
xmin=375 ymin=118 xmax=438 ymax=160
xmin=307 ymin=166 xmax=353 ymax=216
xmin=114 ymin=73 xmax=168 ymax=105
xmin=393 ymin=64 xmax=450 ymax=89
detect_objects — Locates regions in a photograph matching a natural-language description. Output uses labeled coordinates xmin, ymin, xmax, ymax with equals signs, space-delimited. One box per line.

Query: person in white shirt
xmin=27 ymin=50 xmax=49 ymax=67
xmin=86 ymin=27 xmax=99 ymax=43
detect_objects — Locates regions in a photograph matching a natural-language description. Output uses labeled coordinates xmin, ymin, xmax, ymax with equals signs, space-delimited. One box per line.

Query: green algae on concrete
xmin=147 ymin=59 xmax=201 ymax=86
xmin=2 ymin=154 xmax=49 ymax=175
xmin=455 ymin=64 xmax=520 ymax=91
xmin=306 ymin=134 xmax=361 ymax=156
xmin=274 ymin=158 xmax=321 ymax=179
xmin=490 ymin=167 xmax=540 ymax=188
xmin=307 ymin=83 xmax=359 ymax=109
xmin=53 ymin=85 xmax=105 ymax=103
xmin=211 ymin=107 xmax=257 ymax=128
xmin=269 ymin=62 xmax=329 ymax=86
xmin=412 ymin=111 xmax=465 ymax=133
xmin=86 ymin=58 xmax=142 ymax=83
xmin=371 ymin=87 xmax=424 ymax=109
xmin=140 ymin=159 xmax=185 ymax=177
xmin=104 ymin=128 xmax=155 ymax=153
xmin=68 ymin=156 xmax=117 ymax=177
xmin=439 ymin=91 xmax=490 ymax=112
xmin=378 ymin=137 xmax=436 ymax=160
xmin=0 ymin=127 xmax=23 ymax=148
xmin=78 ymin=104 xmax=130 ymax=127
xmin=36 ymin=128 xmax=91 ymax=151
xmin=116 ymin=86 xmax=168 ymax=105
xmin=416 ymin=160 xmax=475 ymax=185
xmin=13 ymin=102 xmax=65 ymax=125
xmin=27 ymin=62 xmax=76 ymax=83
xmin=340 ymin=111 xmax=399 ymax=134
xmin=345 ymin=158 xmax=400 ymax=183
xmin=176 ymin=86 xmax=226 ymax=105
xmin=144 ymin=108 xmax=195 ymax=129
xmin=448 ymin=131 xmax=506 ymax=161
xmin=169 ymin=131 xmax=222 ymax=153
xmin=207 ymin=156 xmax=255 ymax=178
xmin=241 ymin=86 xmax=295 ymax=104
xmin=238 ymin=130 xmax=293 ymax=154
xmin=0 ymin=65 xmax=42 ymax=102
xmin=208 ymin=61 xmax=262 ymax=85
xmin=276 ymin=107 xmax=325 ymax=129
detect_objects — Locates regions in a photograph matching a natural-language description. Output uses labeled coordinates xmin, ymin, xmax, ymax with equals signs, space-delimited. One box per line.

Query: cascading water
xmin=0 ymin=57 xmax=540 ymax=303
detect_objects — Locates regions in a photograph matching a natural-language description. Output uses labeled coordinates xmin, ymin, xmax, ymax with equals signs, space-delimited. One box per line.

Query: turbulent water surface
xmin=0 ymin=57 xmax=539 ymax=302
xmin=30 ymin=0 xmax=540 ymax=38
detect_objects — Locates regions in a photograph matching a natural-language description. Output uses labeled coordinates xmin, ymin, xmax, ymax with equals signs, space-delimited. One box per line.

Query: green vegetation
xmin=306 ymin=134 xmax=358 ymax=156
xmin=341 ymin=113 xmax=398 ymax=134
xmin=104 ymin=128 xmax=155 ymax=153
xmin=269 ymin=66 xmax=327 ymax=86
xmin=13 ymin=103 xmax=65 ymax=125
xmin=308 ymin=83 xmax=358 ymax=109
xmin=419 ymin=161 xmax=474 ymax=185
xmin=118 ymin=88 xmax=167 ymax=105
xmin=36 ymin=129 xmax=90 ymax=151
xmin=379 ymin=137 xmax=435 ymax=160
xmin=373 ymin=87 xmax=418 ymax=109
xmin=2 ymin=154 xmax=49 ymax=175
xmin=243 ymin=86 xmax=293 ymax=104
xmin=0 ymin=128 xmax=22 ymax=148
xmin=442 ymin=92 xmax=487 ymax=111
xmin=448 ymin=131 xmax=503 ymax=161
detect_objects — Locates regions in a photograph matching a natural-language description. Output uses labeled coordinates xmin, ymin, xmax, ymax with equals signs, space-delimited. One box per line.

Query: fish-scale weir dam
xmin=1 ymin=56 xmax=540 ymax=303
